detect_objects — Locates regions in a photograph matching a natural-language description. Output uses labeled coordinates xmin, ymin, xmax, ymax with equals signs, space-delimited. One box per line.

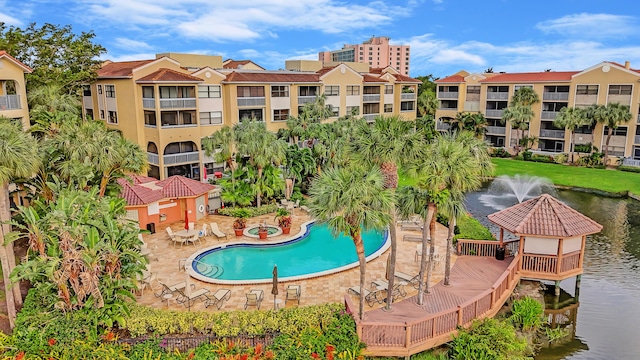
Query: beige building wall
xmin=157 ymin=53 xmax=223 ymax=69
xmin=0 ymin=54 xmax=31 ymax=129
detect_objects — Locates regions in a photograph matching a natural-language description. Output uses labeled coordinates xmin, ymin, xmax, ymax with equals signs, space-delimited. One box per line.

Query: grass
xmin=492 ymin=158 xmax=640 ymax=195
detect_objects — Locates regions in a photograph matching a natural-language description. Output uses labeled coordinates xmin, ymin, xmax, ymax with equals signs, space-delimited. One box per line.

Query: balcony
xmin=163 ymin=151 xmax=200 ymax=165
xmin=464 ymin=101 xmax=480 ymax=112
xmin=142 ymin=98 xmax=155 ymax=109
xmin=637 ymin=114 xmax=640 ymax=124
xmin=363 ymin=94 xmax=381 ymax=103
xmin=437 ymin=91 xmax=458 ymax=99
xmin=237 ymin=97 xmax=266 ymax=107
xmin=541 ymin=111 xmax=559 ymax=120
xmin=297 ymin=96 xmax=316 ymax=105
xmin=363 ymin=114 xmax=378 ymax=122
xmin=622 ymin=158 xmax=640 ymax=167
xmin=486 ymin=126 xmax=506 ymax=135
xmin=487 ymin=92 xmax=509 ymax=100
xmin=0 ymin=95 xmax=21 ymax=110
xmin=401 ymin=93 xmax=416 ymax=100
xmin=147 ymin=152 xmax=159 ymax=165
xmin=436 ymin=120 xmax=450 ymax=131
xmin=540 ymin=129 xmax=565 ymax=139
xmin=159 ymin=98 xmax=196 ymax=109
xmin=635 ymin=135 xmax=640 ymax=144
xmin=543 ymin=92 xmax=569 ymax=101
xmin=485 ymin=109 xmax=504 ymax=118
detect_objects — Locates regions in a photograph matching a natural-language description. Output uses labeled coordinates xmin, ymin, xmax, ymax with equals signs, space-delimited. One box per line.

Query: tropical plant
xmin=502 ymin=104 xmax=534 ymax=152
xmin=202 ymin=126 xmax=236 ymax=183
xmin=510 ymin=86 xmax=540 ymax=107
xmin=28 ymin=83 xmax=81 ymax=117
xmin=232 ymin=208 xmax=251 ymax=229
xmin=274 ymin=208 xmax=292 ymax=228
xmin=307 ymin=165 xmax=394 ymax=319
xmin=447 ymin=112 xmax=488 ymax=136
xmin=509 ymin=296 xmax=544 ymax=331
xmin=584 ymin=103 xmax=632 ymax=166
xmin=554 ymin=107 xmax=590 ymax=162
xmin=449 ymin=318 xmax=530 ymax=360
xmin=417 ymin=90 xmax=439 ymax=117
xmin=283 ymin=146 xmax=316 ymax=195
xmin=0 ymin=117 xmax=40 ymax=328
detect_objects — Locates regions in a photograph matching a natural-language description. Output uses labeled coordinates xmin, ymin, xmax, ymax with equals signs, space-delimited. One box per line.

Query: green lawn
xmin=492 ymin=158 xmax=640 ymax=195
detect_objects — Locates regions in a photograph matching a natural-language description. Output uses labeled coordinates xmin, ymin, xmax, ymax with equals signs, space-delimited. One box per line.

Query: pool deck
xmin=137 ymin=209 xmax=451 ymax=312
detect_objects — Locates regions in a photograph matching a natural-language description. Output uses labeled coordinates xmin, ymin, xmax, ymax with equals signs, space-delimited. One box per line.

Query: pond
xmin=466 ymin=188 xmax=640 ymax=359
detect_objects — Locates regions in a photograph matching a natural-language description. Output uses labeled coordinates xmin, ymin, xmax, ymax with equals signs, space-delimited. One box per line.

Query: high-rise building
xmin=319 ymin=36 xmax=411 ymax=76
xmin=0 ymin=51 xmax=31 ymax=130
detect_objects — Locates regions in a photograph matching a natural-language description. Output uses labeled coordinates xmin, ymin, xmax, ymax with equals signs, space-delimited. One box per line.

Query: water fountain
xmin=478 ymin=175 xmax=556 ymax=211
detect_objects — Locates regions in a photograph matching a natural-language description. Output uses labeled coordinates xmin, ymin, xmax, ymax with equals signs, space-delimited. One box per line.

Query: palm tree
xmin=417 ymin=90 xmax=439 ymax=117
xmin=284 ymin=146 xmax=316 ymax=197
xmin=451 ymin=112 xmax=488 ymax=136
xmin=28 ymin=83 xmax=81 ymax=117
xmin=585 ymin=103 xmax=632 ymax=166
xmin=502 ymin=105 xmax=534 ymax=152
xmin=308 ymin=165 xmax=393 ymax=319
xmin=0 ymin=117 xmax=40 ymax=328
xmin=554 ymin=107 xmax=589 ymax=163
xmin=202 ymin=126 xmax=237 ymax=183
xmin=510 ymin=87 xmax=540 ymax=107
xmin=351 ymin=115 xmax=424 ymax=309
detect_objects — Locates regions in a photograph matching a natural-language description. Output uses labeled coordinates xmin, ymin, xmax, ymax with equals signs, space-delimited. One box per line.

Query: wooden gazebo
xmin=487 ymin=194 xmax=602 ymax=294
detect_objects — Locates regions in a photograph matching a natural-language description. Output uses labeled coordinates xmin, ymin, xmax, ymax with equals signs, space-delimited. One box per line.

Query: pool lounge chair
xmin=285 ymin=285 xmax=301 ymax=304
xmin=348 ymin=286 xmax=371 ymax=298
xmin=371 ymin=279 xmax=407 ymax=299
xmin=209 ymin=222 xmax=228 ymax=240
xmin=175 ymin=286 xmax=210 ymax=310
xmin=365 ymin=288 xmax=387 ymax=307
xmin=395 ymin=271 xmax=421 ymax=289
xmin=245 ymin=289 xmax=264 ymax=310
xmin=154 ymin=281 xmax=194 ymax=298
xmin=403 ymin=234 xmax=423 ymax=242
xmin=204 ymin=289 xmax=231 ymax=310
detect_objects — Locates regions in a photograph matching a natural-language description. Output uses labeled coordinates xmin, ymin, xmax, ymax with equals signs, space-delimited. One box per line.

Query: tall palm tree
xmin=0 ymin=117 xmax=40 ymax=328
xmin=554 ymin=107 xmax=589 ymax=163
xmin=202 ymin=126 xmax=237 ymax=183
xmin=417 ymin=90 xmax=439 ymax=117
xmin=308 ymin=165 xmax=393 ymax=319
xmin=352 ymin=115 xmax=424 ymax=309
xmin=502 ymin=105 xmax=534 ymax=152
xmin=510 ymin=87 xmax=540 ymax=107
xmin=28 ymin=83 xmax=81 ymax=117
xmin=585 ymin=103 xmax=632 ymax=166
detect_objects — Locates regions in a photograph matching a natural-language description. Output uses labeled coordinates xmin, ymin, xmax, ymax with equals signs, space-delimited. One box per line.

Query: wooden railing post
xmin=457 ymin=305 xmax=463 ymax=326
xmin=490 ymin=286 xmax=496 ymax=307
xmin=405 ymin=323 xmax=411 ymax=347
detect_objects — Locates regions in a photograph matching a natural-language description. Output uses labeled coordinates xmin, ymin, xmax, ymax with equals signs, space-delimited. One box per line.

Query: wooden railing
xmin=560 ymin=251 xmax=581 ymax=273
xmin=521 ymin=253 xmax=557 ymax=273
xmin=347 ymin=254 xmax=522 ymax=357
xmin=456 ymin=239 xmax=519 ymax=257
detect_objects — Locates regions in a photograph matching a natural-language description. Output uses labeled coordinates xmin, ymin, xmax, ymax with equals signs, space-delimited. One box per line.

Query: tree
xmin=202 ymin=126 xmax=237 ymax=183
xmin=448 ymin=112 xmax=488 ymax=136
xmin=415 ymin=74 xmax=438 ymax=95
xmin=502 ymin=105 xmax=534 ymax=152
xmin=585 ymin=103 xmax=632 ymax=166
xmin=308 ymin=165 xmax=393 ymax=319
xmin=417 ymin=90 xmax=439 ymax=117
xmin=0 ymin=22 xmax=106 ymax=94
xmin=0 ymin=117 xmax=40 ymax=328
xmin=554 ymin=107 xmax=589 ymax=162
xmin=351 ymin=115 xmax=424 ymax=310
xmin=283 ymin=146 xmax=316 ymax=196
xmin=28 ymin=83 xmax=81 ymax=118
xmin=510 ymin=87 xmax=540 ymax=107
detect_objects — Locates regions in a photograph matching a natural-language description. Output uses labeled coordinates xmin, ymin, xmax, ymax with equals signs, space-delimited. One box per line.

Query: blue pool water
xmin=191 ymin=222 xmax=388 ymax=282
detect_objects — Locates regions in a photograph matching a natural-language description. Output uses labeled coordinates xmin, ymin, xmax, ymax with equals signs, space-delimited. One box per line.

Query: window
xmin=237 ymin=86 xmax=265 ymax=97
xmin=466 ymin=86 xmax=481 ymax=94
xmin=514 ymin=85 xmax=533 ymax=91
xmin=401 ymin=101 xmax=415 ymax=111
xmin=144 ymin=111 xmax=156 ymax=126
xmin=82 ymin=85 xmax=91 ymax=97
xmin=142 ymin=86 xmax=154 ymax=98
xmin=576 ymin=85 xmax=598 ymax=95
xmin=325 ymin=85 xmax=339 ymax=96
xmin=271 ymin=86 xmax=289 ymax=97
xmin=85 ymin=109 xmax=93 ymax=119
xmin=604 ymin=126 xmax=628 ymax=136
xmin=608 ymin=85 xmax=632 ymax=95
xmin=108 ymin=111 xmax=118 ymax=124
xmin=97 ymin=85 xmax=102 ymax=94
xmin=544 ymin=85 xmax=570 ymax=93
xmin=330 ymin=106 xmax=339 ymax=117
xmin=346 ymin=106 xmax=359 ymax=115
xmin=298 ymin=86 xmax=319 ymax=96
xmin=239 ymin=108 xmax=263 ymax=121
xmin=200 ymin=111 xmax=222 ymax=125
xmin=273 ymin=109 xmax=289 ymax=121
xmin=99 ymin=110 xmax=104 ymax=119
xmin=542 ymin=102 xmax=568 ymax=112
xmin=346 ymin=85 xmax=360 ymax=95
xmin=161 ymin=110 xmax=196 ymax=126
xmin=105 ymin=85 xmax=115 ymax=98
xmin=385 ymin=85 xmax=393 ymax=94
xmin=384 ymin=104 xmax=393 ymax=113
xmin=160 ymin=86 xmax=195 ymax=98
xmin=198 ymin=85 xmax=221 ymax=98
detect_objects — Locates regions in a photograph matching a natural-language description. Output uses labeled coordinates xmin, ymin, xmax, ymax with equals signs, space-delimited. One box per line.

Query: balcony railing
xmin=487 ymin=92 xmax=509 ymax=100
xmin=163 ymin=151 xmax=200 ymax=165
xmin=635 ymin=135 xmax=640 ymax=144
xmin=297 ymin=96 xmax=316 ymax=105
xmin=485 ymin=109 xmax=504 ymax=118
xmin=602 ymin=146 xmax=625 ymax=157
xmin=142 ymin=98 xmax=155 ymax=109
xmin=0 ymin=95 xmax=21 ymax=110
xmin=237 ymin=97 xmax=266 ymax=107
xmin=486 ymin=126 xmax=506 ymax=135
xmin=540 ymin=129 xmax=565 ymax=139
xmin=363 ymin=114 xmax=378 ymax=121
xmin=437 ymin=91 xmax=458 ymax=99
xmin=159 ymin=98 xmax=196 ymax=109
xmin=401 ymin=93 xmax=416 ymax=100
xmin=147 ymin=152 xmax=159 ymax=165
xmin=436 ymin=121 xmax=450 ymax=131
xmin=637 ymin=114 xmax=640 ymax=124
xmin=363 ymin=94 xmax=381 ymax=103
xmin=464 ymin=101 xmax=480 ymax=112
xmin=622 ymin=158 xmax=640 ymax=167
xmin=543 ymin=92 xmax=569 ymax=101
xmin=541 ymin=110 xmax=559 ymax=120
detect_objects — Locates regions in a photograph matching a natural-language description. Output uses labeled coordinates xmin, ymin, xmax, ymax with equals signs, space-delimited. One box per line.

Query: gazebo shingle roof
xmin=156 ymin=176 xmax=215 ymax=198
xmin=487 ymin=194 xmax=602 ymax=237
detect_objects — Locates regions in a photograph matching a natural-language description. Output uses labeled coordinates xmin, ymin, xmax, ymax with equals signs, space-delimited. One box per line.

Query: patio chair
xmin=187 ymin=233 xmax=201 ymax=246
xmin=172 ymin=234 xmax=189 ymax=248
xmin=166 ymin=227 xmax=176 ymax=241
xmin=395 ymin=271 xmax=421 ymax=289
xmin=199 ymin=224 xmax=208 ymax=239
xmin=403 ymin=234 xmax=423 ymax=242
xmin=175 ymin=286 xmax=210 ymax=310
xmin=347 ymin=286 xmax=371 ymax=298
xmin=204 ymin=289 xmax=231 ymax=310
xmin=154 ymin=281 xmax=194 ymax=298
xmin=299 ymin=205 xmax=310 ymax=213
xmin=188 ymin=222 xmax=195 ymax=231
xmin=245 ymin=289 xmax=264 ymax=310
xmin=365 ymin=288 xmax=386 ymax=307
xmin=209 ymin=222 xmax=228 ymax=240
xmin=401 ymin=223 xmax=422 ymax=231
xmin=285 ymin=285 xmax=301 ymax=304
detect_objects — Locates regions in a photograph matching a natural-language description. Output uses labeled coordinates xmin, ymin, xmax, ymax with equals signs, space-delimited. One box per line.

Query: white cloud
xmin=113 ymin=37 xmax=154 ymax=51
xmin=0 ymin=11 xmax=23 ymax=26
xmin=536 ymin=13 xmax=637 ymax=39
xmin=101 ymin=52 xmax=156 ymax=62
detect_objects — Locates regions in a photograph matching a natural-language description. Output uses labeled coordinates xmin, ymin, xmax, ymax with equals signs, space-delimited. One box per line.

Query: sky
xmin=2 ymin=0 xmax=640 ymax=78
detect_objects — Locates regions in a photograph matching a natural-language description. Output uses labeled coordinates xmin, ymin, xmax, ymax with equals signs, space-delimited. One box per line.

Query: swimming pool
xmin=186 ymin=221 xmax=389 ymax=284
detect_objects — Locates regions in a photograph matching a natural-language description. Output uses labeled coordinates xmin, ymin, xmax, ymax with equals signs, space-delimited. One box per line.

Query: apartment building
xmin=83 ymin=54 xmax=419 ymax=181
xmin=319 ymin=36 xmax=411 ymax=76
xmin=0 ymin=51 xmax=31 ymax=129
xmin=435 ymin=61 xmax=640 ymax=163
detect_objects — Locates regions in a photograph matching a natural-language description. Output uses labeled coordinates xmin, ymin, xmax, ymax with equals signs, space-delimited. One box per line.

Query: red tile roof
xmin=0 ymin=51 xmax=33 ymax=72
xmin=225 ymin=71 xmax=320 ymax=83
xmin=97 ymin=59 xmax=155 ymax=78
xmin=487 ymin=194 xmax=602 ymax=237
xmin=117 ymin=178 xmax=163 ymax=206
xmin=137 ymin=68 xmax=203 ymax=82
xmin=479 ymin=71 xmax=578 ymax=83
xmin=156 ymin=176 xmax=215 ymax=198
xmin=363 ymin=74 xmax=388 ymax=83
xmin=435 ymin=74 xmax=465 ymax=83
xmin=129 ymin=174 xmax=158 ymax=185
xmin=392 ymin=73 xmax=421 ymax=83
xmin=223 ymin=59 xmax=265 ymax=70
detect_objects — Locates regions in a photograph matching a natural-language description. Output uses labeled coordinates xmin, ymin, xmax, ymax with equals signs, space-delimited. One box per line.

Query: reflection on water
xmin=465 ymin=189 xmax=640 ymax=359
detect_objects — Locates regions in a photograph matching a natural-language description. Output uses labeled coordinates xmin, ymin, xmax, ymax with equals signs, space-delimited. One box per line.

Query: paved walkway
xmin=136 ymin=210 xmax=452 ymax=312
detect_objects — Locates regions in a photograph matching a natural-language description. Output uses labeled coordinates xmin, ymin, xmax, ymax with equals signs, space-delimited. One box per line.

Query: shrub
xmin=218 ymin=204 xmax=278 ymax=218
xmin=553 ymin=153 xmax=568 ymax=164
xmin=577 ymin=152 xmax=604 ymax=167
xmin=509 ymin=296 xmax=544 ymax=331
xmin=491 ymin=147 xmax=511 ymax=158
xmin=574 ymin=143 xmax=594 ymax=153
xmin=530 ymin=154 xmax=555 ymax=163
xmin=618 ymin=165 xmax=640 ymax=173
xmin=454 ymin=214 xmax=495 ymax=241
xmin=522 ymin=150 xmax=532 ymax=161
xmin=449 ymin=318 xmax=530 ymax=360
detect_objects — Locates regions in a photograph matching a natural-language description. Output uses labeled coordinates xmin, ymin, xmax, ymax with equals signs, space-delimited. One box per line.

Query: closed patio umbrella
xmin=271 ymin=265 xmax=279 ymax=309
xmin=184 ymin=210 xmax=189 ymax=230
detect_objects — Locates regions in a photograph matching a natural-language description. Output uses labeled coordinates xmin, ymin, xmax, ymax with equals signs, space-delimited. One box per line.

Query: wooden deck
xmin=346 ymin=255 xmax=521 ymax=357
